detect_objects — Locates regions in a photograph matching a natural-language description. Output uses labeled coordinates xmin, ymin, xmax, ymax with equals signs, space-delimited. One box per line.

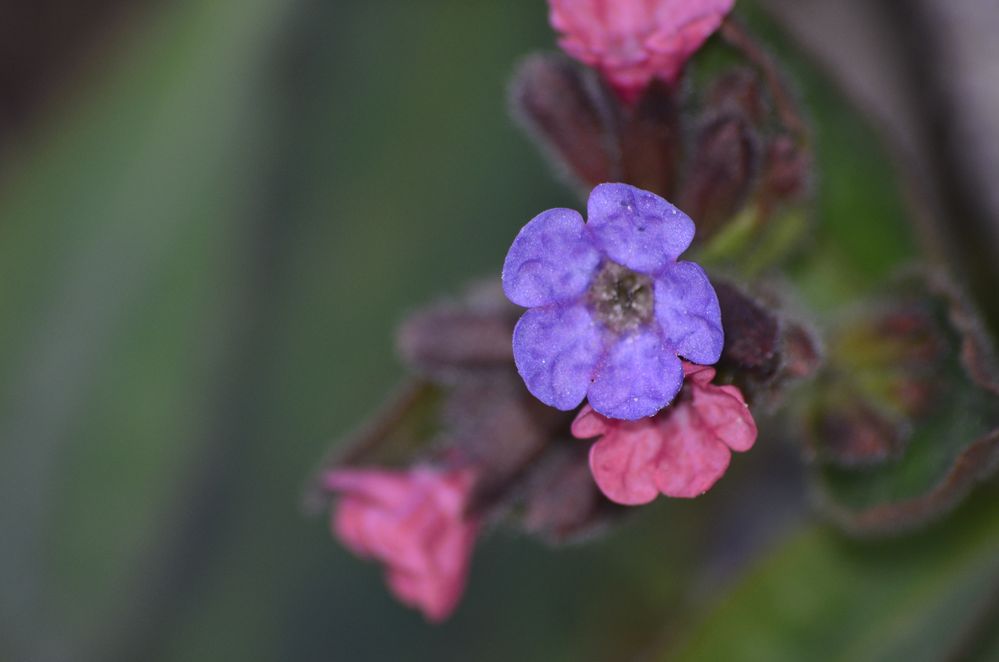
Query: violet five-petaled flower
xmin=548 ymin=0 xmax=736 ymax=103
xmin=323 ymin=465 xmax=479 ymax=622
xmin=502 ymin=183 xmax=723 ymax=421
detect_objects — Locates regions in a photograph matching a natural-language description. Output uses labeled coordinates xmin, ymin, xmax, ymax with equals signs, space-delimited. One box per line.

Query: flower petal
xmin=587 ymin=328 xmax=683 ymax=420
xmin=502 ymin=207 xmax=601 ymax=307
xmin=386 ymin=515 xmax=477 ymax=622
xmin=682 ymin=361 xmax=716 ymax=383
xmin=324 ymin=469 xmax=415 ymax=507
xmin=645 ymin=0 xmax=735 ymax=79
xmin=513 ymin=304 xmax=602 ymax=411
xmin=574 ymin=358 xmax=756 ymax=504
xmin=653 ymin=405 xmax=732 ymax=498
xmin=692 ymin=382 xmax=758 ymax=452
xmin=325 ymin=466 xmax=478 ymax=622
xmin=548 ymin=0 xmax=734 ymax=98
xmin=332 ymin=496 xmax=374 ymax=558
xmin=570 ymin=404 xmax=610 ymax=438
xmin=586 ymin=183 xmax=695 ymax=274
xmin=588 ymin=424 xmax=664 ymax=505
xmin=654 ymin=261 xmax=723 ymax=364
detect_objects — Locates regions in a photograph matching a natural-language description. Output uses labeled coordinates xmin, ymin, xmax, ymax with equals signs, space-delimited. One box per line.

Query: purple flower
xmin=502 ymin=183 xmax=723 ymax=420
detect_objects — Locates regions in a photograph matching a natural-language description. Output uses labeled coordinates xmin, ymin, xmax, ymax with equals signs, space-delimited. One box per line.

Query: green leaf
xmin=666 ymin=485 xmax=999 ymax=662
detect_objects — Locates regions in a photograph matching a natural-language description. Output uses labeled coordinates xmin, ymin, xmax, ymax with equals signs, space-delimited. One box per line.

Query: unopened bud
xmin=808 ymin=403 xmax=904 ymax=467
xmin=680 ymin=111 xmax=760 ymax=239
xmin=520 ymin=444 xmax=620 ymax=544
xmin=509 ymin=53 xmax=620 ymax=189
xmin=705 ymin=68 xmax=767 ymax=124
xmin=714 ymin=280 xmax=779 ymax=372
xmin=619 ymin=80 xmax=681 ymax=198
xmin=397 ymin=304 xmax=516 ymax=383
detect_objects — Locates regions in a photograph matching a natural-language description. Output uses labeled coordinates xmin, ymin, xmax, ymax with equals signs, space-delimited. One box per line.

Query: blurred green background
xmin=2 ymin=1 xmax=997 ymax=661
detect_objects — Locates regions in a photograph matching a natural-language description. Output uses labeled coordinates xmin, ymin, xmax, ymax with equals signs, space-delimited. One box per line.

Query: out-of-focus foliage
xmin=667 ymin=483 xmax=999 ymax=662
xmin=0 ymin=0 xmax=291 ymax=657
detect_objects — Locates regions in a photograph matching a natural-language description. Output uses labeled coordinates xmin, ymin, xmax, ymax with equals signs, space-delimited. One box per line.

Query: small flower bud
xmin=520 ymin=444 xmax=620 ymax=544
xmin=758 ymin=134 xmax=811 ymax=210
xmin=509 ymin=53 xmax=620 ymax=190
xmin=805 ymin=274 xmax=973 ymax=470
xmin=779 ymin=322 xmax=822 ymax=381
xmin=810 ymin=273 xmax=999 ymax=534
xmin=680 ymin=111 xmax=761 ymax=239
xmin=441 ymin=373 xmax=569 ymax=515
xmin=808 ymin=403 xmax=904 ymax=467
xmin=619 ymin=80 xmax=681 ymax=198
xmin=705 ymin=68 xmax=767 ymax=125
xmin=396 ymin=303 xmax=516 ymax=383
xmin=714 ymin=280 xmax=779 ymax=373
xmin=711 ymin=280 xmax=823 ymax=410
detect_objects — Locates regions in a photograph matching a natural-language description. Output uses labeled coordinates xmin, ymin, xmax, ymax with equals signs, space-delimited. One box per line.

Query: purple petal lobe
xmin=502 ymin=208 xmax=601 ymax=307
xmin=586 ymin=182 xmax=695 ymax=274
xmin=654 ymin=261 xmax=723 ymax=364
xmin=513 ymin=304 xmax=602 ymax=411
xmin=588 ymin=329 xmax=683 ymax=420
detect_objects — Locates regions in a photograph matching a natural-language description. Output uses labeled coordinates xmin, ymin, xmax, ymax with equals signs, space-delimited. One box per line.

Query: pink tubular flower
xmin=548 ymin=0 xmax=736 ymax=103
xmin=571 ymin=362 xmax=756 ymax=504
xmin=323 ymin=465 xmax=479 ymax=622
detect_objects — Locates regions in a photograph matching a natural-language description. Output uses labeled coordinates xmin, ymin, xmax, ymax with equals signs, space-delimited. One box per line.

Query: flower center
xmin=588 ymin=261 xmax=654 ymax=332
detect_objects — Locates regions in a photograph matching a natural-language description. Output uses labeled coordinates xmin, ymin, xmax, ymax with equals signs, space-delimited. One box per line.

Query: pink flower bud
xmin=548 ymin=0 xmax=736 ymax=103
xmin=572 ymin=362 xmax=756 ymax=504
xmin=323 ymin=465 xmax=479 ymax=622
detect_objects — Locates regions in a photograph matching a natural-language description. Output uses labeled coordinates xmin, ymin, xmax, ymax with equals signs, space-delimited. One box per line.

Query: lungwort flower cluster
xmin=502 ymin=183 xmax=723 ymax=421
xmin=314 ymin=0 xmax=803 ymax=624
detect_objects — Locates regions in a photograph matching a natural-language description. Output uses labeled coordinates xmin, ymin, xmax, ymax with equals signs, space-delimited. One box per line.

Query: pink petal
xmin=548 ymin=0 xmax=735 ymax=101
xmin=571 ymin=404 xmax=609 ymax=438
xmin=387 ymin=565 xmax=463 ymax=623
xmin=324 ymin=466 xmax=479 ymax=622
xmin=573 ymin=360 xmax=757 ymax=504
xmin=386 ymin=568 xmax=426 ymax=611
xmin=653 ymin=406 xmax=732 ymax=498
xmin=331 ymin=496 xmax=373 ymax=557
xmin=681 ymin=361 xmax=715 ymax=382
xmin=323 ymin=469 xmax=416 ymax=506
xmin=588 ymin=424 xmax=664 ymax=505
xmin=692 ymin=381 xmax=757 ymax=452
xmin=645 ymin=1 xmax=735 ymax=57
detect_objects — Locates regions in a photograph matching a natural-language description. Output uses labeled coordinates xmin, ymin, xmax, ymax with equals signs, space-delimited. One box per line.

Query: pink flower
xmin=571 ymin=362 xmax=756 ymax=504
xmin=323 ymin=465 xmax=479 ymax=622
xmin=548 ymin=0 xmax=736 ymax=103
